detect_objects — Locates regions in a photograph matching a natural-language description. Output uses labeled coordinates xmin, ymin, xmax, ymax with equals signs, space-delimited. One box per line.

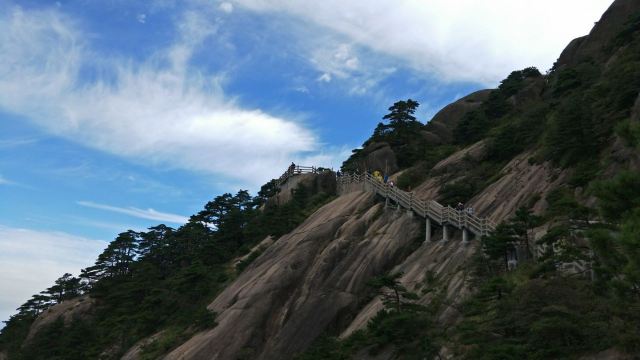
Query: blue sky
xmin=0 ymin=0 xmax=613 ymax=324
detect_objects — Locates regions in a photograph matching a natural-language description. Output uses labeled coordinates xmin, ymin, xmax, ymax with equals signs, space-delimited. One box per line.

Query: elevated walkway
xmin=276 ymin=165 xmax=324 ymax=187
xmin=337 ymin=172 xmax=496 ymax=242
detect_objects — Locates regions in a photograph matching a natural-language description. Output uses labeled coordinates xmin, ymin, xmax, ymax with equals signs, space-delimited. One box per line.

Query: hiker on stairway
xmin=373 ymin=170 xmax=383 ymax=182
xmin=456 ymin=202 xmax=464 ymax=212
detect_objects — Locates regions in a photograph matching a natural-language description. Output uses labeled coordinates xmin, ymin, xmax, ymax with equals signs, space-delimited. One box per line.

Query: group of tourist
xmin=455 ymin=202 xmax=474 ymax=215
xmin=371 ymin=170 xmax=395 ymax=187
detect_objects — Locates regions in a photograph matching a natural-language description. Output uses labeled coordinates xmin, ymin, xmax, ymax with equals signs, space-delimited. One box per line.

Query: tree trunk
xmin=394 ymin=289 xmax=401 ymax=312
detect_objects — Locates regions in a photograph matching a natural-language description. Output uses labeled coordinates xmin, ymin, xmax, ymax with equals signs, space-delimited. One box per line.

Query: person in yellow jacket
xmin=372 ymin=170 xmax=383 ymax=182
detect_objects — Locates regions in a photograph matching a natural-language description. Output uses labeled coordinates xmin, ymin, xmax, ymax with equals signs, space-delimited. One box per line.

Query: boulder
xmin=426 ymin=89 xmax=492 ymax=143
xmin=270 ymin=171 xmax=336 ymax=206
xmin=363 ymin=143 xmax=398 ymax=174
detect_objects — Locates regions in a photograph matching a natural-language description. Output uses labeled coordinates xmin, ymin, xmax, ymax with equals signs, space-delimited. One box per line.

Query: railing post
xmin=425 ymin=218 xmax=431 ymax=243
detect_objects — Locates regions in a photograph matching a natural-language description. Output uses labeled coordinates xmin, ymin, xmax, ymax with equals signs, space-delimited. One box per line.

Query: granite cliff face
xmin=166 ymin=191 xmax=422 ymax=359
xmin=162 ymin=134 xmax=573 ymax=360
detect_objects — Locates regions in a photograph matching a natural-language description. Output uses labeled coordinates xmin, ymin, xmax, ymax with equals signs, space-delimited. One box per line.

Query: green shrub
xmin=438 ymin=180 xmax=476 ymax=206
xmin=397 ymin=163 xmax=428 ymax=190
xmin=591 ymin=171 xmax=640 ymax=222
xmin=615 ymin=118 xmax=640 ymax=147
xmin=454 ymin=110 xmax=490 ymax=145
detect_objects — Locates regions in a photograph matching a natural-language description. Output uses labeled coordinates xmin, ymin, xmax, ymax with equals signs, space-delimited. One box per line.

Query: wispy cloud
xmin=77 ymin=201 xmax=189 ymax=224
xmin=0 ymin=175 xmax=10 ymax=185
xmin=0 ymin=5 xmax=325 ymax=185
xmin=0 ymin=225 xmax=106 ymax=325
xmin=0 ymin=137 xmax=39 ymax=148
xmin=231 ymin=0 xmax=613 ymax=85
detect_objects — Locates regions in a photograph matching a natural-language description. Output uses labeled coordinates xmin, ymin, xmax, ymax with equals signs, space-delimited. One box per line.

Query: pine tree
xmin=382 ymin=99 xmax=420 ymax=127
xmin=368 ymin=272 xmax=418 ymax=312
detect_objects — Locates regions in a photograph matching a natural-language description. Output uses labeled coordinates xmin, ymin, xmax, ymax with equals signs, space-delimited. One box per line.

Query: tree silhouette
xmin=382 ymin=99 xmax=420 ymax=127
xmin=368 ymin=272 xmax=418 ymax=312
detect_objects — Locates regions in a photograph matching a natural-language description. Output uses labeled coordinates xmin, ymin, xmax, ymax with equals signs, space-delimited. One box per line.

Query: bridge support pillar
xmin=442 ymin=224 xmax=449 ymax=242
xmin=385 ymin=197 xmax=389 ymax=208
xmin=462 ymin=228 xmax=469 ymax=244
xmin=425 ymin=218 xmax=431 ymax=243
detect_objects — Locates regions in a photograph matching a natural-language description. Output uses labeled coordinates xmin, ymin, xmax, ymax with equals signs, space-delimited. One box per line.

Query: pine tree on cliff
xmin=368 ymin=272 xmax=418 ymax=312
xmin=383 ymin=99 xmax=420 ymax=128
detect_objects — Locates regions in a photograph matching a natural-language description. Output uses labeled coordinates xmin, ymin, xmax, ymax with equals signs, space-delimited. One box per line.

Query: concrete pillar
xmin=442 ymin=224 xmax=449 ymax=242
xmin=462 ymin=228 xmax=469 ymax=244
xmin=385 ymin=197 xmax=389 ymax=208
xmin=425 ymin=218 xmax=431 ymax=243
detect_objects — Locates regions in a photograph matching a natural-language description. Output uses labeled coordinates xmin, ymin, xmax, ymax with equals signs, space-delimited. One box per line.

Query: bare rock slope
xmin=166 ymin=191 xmax=422 ymax=360
xmin=165 ymin=134 xmax=567 ymax=360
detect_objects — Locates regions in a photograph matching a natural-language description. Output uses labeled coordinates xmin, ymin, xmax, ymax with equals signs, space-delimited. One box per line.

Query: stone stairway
xmin=337 ymin=172 xmax=496 ymax=242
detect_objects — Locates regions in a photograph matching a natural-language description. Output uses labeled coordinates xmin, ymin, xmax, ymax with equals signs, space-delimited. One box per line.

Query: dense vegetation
xmin=296 ymin=272 xmax=445 ymax=360
xmin=0 ymin=179 xmax=336 ymax=359
xmin=455 ymin=171 xmax=640 ymax=359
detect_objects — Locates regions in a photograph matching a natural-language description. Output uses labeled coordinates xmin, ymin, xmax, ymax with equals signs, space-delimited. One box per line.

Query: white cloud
xmin=77 ymin=201 xmax=189 ymax=224
xmin=312 ymin=43 xmax=360 ymax=80
xmin=0 ymin=6 xmax=325 ymax=185
xmin=0 ymin=175 xmax=10 ymax=185
xmin=317 ymin=73 xmax=331 ymax=82
xmin=219 ymin=2 xmax=234 ymax=13
xmin=231 ymin=0 xmax=614 ymax=85
xmin=136 ymin=13 xmax=147 ymax=24
xmin=0 ymin=226 xmax=106 ymax=325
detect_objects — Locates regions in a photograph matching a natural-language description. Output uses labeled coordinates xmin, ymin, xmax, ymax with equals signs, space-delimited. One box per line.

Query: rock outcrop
xmin=166 ymin=191 xmax=422 ymax=360
xmin=351 ymin=142 xmax=400 ymax=174
xmin=425 ymin=89 xmax=492 ymax=143
xmin=556 ymin=0 xmax=640 ymax=68
xmin=270 ymin=171 xmax=336 ymax=206
xmin=25 ymin=296 xmax=94 ymax=343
